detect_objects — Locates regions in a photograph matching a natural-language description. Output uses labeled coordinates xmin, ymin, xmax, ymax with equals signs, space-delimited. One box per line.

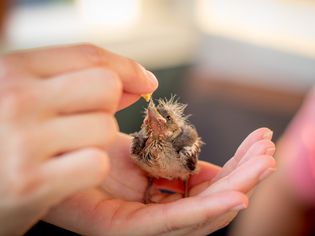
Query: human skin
xmin=230 ymin=164 xmax=309 ymax=236
xmin=44 ymin=128 xmax=276 ymax=236
xmin=231 ymin=89 xmax=315 ymax=236
xmin=0 ymin=44 xmax=158 ymax=236
xmin=0 ymin=4 xmax=276 ymax=235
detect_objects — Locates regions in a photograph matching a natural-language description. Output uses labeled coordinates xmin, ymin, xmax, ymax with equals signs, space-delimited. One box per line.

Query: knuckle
xmin=0 ymin=56 xmax=10 ymax=77
xmin=99 ymin=114 xmax=119 ymax=144
xmin=92 ymin=68 xmax=122 ymax=96
xmin=99 ymin=158 xmax=110 ymax=178
xmin=77 ymin=44 xmax=105 ymax=66
xmin=108 ymin=72 xmax=122 ymax=95
xmin=0 ymin=84 xmax=35 ymax=116
xmin=0 ymin=56 xmax=14 ymax=79
xmin=0 ymin=86 xmax=25 ymax=115
xmin=5 ymin=169 xmax=42 ymax=201
xmin=104 ymin=72 xmax=122 ymax=106
xmin=125 ymin=58 xmax=144 ymax=82
xmin=255 ymin=139 xmax=273 ymax=147
xmin=80 ymin=148 xmax=108 ymax=177
xmin=89 ymin=149 xmax=110 ymax=179
xmin=105 ymin=115 xmax=119 ymax=133
xmin=84 ymin=148 xmax=105 ymax=160
xmin=0 ymin=55 xmax=26 ymax=80
xmin=13 ymin=130 xmax=33 ymax=156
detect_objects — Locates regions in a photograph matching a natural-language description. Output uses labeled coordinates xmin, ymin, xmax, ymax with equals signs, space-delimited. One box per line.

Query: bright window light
xmin=76 ymin=0 xmax=140 ymax=29
xmin=195 ymin=0 xmax=315 ymax=59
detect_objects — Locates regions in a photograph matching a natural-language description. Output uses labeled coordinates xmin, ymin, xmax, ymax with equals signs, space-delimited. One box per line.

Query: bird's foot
xmin=144 ymin=177 xmax=154 ymax=204
xmin=184 ymin=178 xmax=189 ymax=198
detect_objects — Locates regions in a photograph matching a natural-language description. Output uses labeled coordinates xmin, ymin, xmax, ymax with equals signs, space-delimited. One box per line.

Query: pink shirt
xmin=286 ymin=89 xmax=315 ymax=205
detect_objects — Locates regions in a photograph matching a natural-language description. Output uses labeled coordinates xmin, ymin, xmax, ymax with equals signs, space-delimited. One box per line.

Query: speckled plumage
xmin=131 ymin=97 xmax=203 ymax=202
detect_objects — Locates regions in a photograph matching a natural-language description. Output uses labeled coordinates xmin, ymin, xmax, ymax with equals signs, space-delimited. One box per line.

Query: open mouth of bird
xmin=145 ymin=100 xmax=167 ymax=134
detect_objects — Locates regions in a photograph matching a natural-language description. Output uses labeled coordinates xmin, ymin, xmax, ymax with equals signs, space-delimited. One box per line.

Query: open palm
xmin=44 ymin=128 xmax=275 ymax=236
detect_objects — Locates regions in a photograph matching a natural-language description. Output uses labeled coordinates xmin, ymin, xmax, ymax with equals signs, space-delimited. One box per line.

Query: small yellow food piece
xmin=141 ymin=93 xmax=152 ymax=102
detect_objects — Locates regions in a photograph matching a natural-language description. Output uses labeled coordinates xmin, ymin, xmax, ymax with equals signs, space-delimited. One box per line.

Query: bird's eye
xmin=166 ymin=115 xmax=171 ymax=121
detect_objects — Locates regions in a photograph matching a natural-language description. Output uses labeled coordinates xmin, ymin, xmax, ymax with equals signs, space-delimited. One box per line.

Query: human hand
xmin=229 ymin=94 xmax=315 ymax=236
xmin=0 ymin=44 xmax=158 ymax=236
xmin=44 ymin=128 xmax=276 ymax=236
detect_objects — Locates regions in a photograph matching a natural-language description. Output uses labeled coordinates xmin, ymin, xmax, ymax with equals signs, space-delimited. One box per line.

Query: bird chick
xmin=131 ymin=97 xmax=203 ymax=203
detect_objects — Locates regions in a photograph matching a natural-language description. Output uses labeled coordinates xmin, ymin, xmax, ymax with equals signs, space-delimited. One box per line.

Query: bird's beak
xmin=146 ymin=100 xmax=166 ymax=127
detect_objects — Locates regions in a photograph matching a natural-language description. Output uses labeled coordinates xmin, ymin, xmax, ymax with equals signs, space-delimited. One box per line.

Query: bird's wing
xmin=180 ymin=138 xmax=202 ymax=172
xmin=131 ymin=129 xmax=148 ymax=155
xmin=172 ymin=125 xmax=198 ymax=151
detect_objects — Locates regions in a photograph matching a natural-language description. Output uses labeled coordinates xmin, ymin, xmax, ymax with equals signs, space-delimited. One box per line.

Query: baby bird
xmin=131 ymin=97 xmax=203 ymax=203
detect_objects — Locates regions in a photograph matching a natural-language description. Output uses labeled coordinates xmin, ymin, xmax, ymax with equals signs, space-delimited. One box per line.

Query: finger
xmin=7 ymin=44 xmax=158 ymax=95
xmin=42 ymin=68 xmax=122 ymax=114
xmin=132 ymin=191 xmax=248 ymax=235
xmin=40 ymin=113 xmax=118 ymax=157
xmin=190 ymin=211 xmax=238 ymax=236
xmin=214 ymin=139 xmax=275 ymax=182
xmin=239 ymin=139 xmax=275 ymax=165
xmin=102 ymin=133 xmax=148 ymax=201
xmin=199 ymin=155 xmax=276 ymax=196
xmin=234 ymin=128 xmax=273 ymax=162
xmin=212 ymin=128 xmax=274 ymax=182
xmin=117 ymin=92 xmax=141 ymax=111
xmin=38 ymin=148 xmax=110 ymax=204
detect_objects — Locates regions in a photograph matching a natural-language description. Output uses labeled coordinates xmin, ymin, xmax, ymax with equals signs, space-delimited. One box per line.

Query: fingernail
xmin=265 ymin=147 xmax=276 ymax=156
xmin=263 ymin=130 xmax=273 ymax=140
xmin=146 ymin=70 xmax=158 ymax=88
xmin=231 ymin=203 xmax=247 ymax=211
xmin=259 ymin=168 xmax=276 ymax=181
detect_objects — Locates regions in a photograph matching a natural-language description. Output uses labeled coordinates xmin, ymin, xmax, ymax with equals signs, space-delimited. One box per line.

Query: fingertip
xmin=61 ymin=148 xmax=111 ymax=183
xmin=262 ymin=154 xmax=277 ymax=167
xmin=240 ymin=139 xmax=276 ymax=165
xmin=136 ymin=63 xmax=158 ymax=92
xmin=265 ymin=145 xmax=276 ymax=156
xmin=222 ymin=191 xmax=248 ymax=210
xmin=259 ymin=139 xmax=276 ymax=152
xmin=262 ymin=129 xmax=273 ymax=140
xmin=251 ymin=127 xmax=272 ymax=139
xmin=255 ymin=127 xmax=271 ymax=133
xmin=244 ymin=154 xmax=277 ymax=181
xmin=231 ymin=200 xmax=248 ymax=211
xmin=246 ymin=154 xmax=277 ymax=171
xmin=231 ymin=191 xmax=249 ymax=207
xmin=92 ymin=149 xmax=111 ymax=180
xmin=145 ymin=70 xmax=159 ymax=90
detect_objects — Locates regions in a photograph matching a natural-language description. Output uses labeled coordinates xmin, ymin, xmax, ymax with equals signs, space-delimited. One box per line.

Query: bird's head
xmin=143 ymin=97 xmax=188 ymax=139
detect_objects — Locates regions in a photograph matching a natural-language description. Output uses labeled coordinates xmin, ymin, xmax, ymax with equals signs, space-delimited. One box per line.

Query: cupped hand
xmin=0 ymin=44 xmax=157 ymax=236
xmin=44 ymin=128 xmax=276 ymax=236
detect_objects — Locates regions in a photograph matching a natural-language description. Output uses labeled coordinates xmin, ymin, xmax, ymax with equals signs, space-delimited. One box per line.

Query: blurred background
xmin=3 ymin=0 xmax=314 ymax=235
